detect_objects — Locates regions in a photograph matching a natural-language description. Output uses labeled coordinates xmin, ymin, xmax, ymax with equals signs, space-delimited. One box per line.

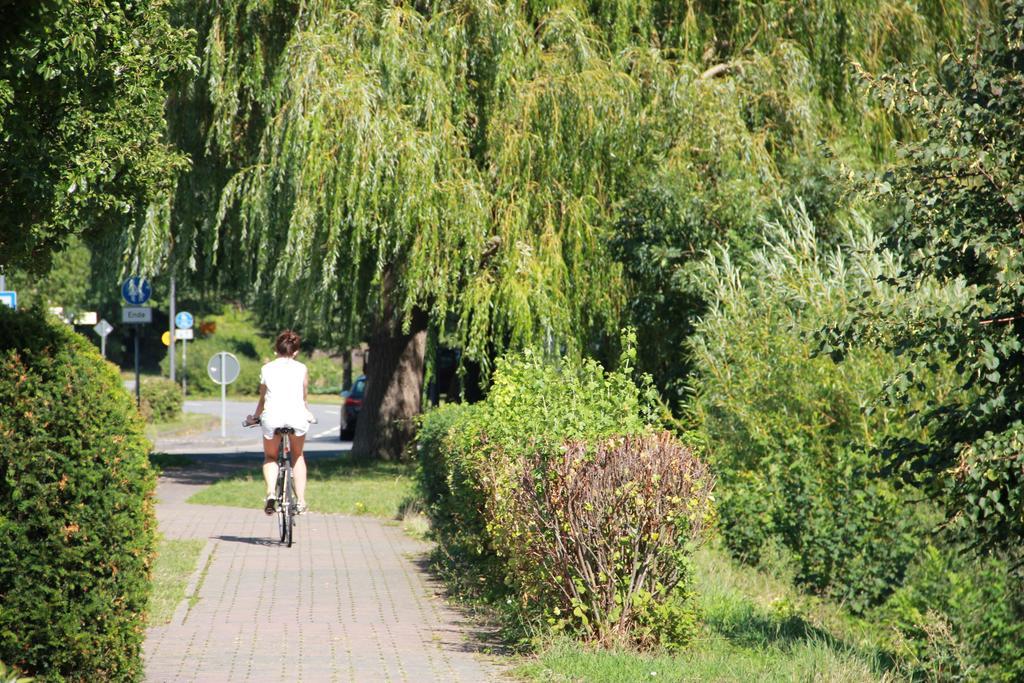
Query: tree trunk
xmin=342 ymin=347 xmax=354 ymax=391
xmin=351 ymin=308 xmax=428 ymax=461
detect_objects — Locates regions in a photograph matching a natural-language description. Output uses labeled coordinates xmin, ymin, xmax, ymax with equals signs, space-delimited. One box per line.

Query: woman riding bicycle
xmin=247 ymin=330 xmax=315 ymax=515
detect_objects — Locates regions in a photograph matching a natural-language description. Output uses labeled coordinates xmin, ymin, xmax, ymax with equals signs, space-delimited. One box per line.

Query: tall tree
xmin=151 ymin=0 xmax=991 ymax=456
xmin=825 ymin=0 xmax=1024 ymax=563
xmin=149 ymin=0 xmax=677 ymax=459
xmin=611 ymin=0 xmax=994 ymax=409
xmin=0 ymin=0 xmax=193 ymax=273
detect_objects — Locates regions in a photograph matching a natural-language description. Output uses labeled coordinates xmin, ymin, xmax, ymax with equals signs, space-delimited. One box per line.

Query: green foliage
xmin=673 ymin=0 xmax=990 ymax=120
xmin=0 ymin=661 xmax=32 ymax=683
xmin=140 ymin=378 xmax=183 ymax=423
xmin=3 ymin=237 xmax=92 ymax=315
xmin=824 ymin=0 xmax=1024 ymax=563
xmin=607 ymin=0 xmax=993 ymax=409
xmin=0 ymin=307 xmax=156 ymax=681
xmin=0 ymin=0 xmax=194 ymax=273
xmin=498 ymin=434 xmax=714 ymax=648
xmin=608 ymin=0 xmax=994 ymax=409
xmin=690 ymin=206 xmax=961 ymax=611
xmin=159 ymin=306 xmax=343 ymax=396
xmin=303 ymin=353 xmax=344 ymax=394
xmin=419 ymin=341 xmax=656 ymax=575
xmin=610 ymin=44 xmax=845 ymax=407
xmin=418 ymin=340 xmax=714 ymax=646
xmin=882 ymin=547 xmax=1024 ymax=681
xmin=160 ymin=307 xmax=271 ymax=396
xmin=147 ymin=1 xmax=665 ymax=367
xmin=414 ymin=402 xmax=468 ymax=519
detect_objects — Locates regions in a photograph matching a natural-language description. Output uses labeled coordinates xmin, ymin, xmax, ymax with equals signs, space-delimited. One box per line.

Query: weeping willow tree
xmin=141 ymin=0 xmax=678 ymax=458
xmin=609 ymin=0 xmax=996 ymax=408
xmin=140 ymin=0 xmax=995 ymax=457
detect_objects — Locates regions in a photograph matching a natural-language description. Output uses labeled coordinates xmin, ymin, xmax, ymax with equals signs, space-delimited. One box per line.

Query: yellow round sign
xmin=161 ymin=331 xmax=171 ymax=346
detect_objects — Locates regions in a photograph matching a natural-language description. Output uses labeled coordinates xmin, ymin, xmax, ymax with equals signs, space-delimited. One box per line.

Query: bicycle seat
xmin=274 ymin=427 xmax=296 ymax=435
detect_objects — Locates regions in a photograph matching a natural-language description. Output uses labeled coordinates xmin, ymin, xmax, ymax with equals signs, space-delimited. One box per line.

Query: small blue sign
xmin=175 ymin=311 xmax=194 ymax=329
xmin=0 ymin=291 xmax=16 ymax=310
xmin=121 ymin=277 xmax=151 ymax=305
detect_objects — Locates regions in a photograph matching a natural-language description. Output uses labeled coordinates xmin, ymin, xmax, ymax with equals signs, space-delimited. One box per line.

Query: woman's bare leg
xmin=262 ymin=435 xmax=281 ymax=497
xmin=289 ymin=433 xmax=307 ymax=505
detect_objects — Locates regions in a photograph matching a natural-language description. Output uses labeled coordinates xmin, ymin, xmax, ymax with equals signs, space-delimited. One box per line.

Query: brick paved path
xmin=145 ymin=467 xmax=505 ymax=682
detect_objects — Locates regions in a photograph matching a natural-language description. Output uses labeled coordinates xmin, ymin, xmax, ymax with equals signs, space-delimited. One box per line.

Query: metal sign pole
xmin=182 ymin=338 xmax=188 ymax=397
xmin=169 ymin=276 xmax=176 ymax=382
xmin=101 ymin=334 xmax=107 ymax=358
xmin=134 ymin=327 xmax=141 ymax=408
xmin=220 ymin=352 xmax=227 ymax=438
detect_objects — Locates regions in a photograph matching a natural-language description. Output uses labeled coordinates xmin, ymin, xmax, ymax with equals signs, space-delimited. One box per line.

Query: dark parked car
xmin=339 ymin=375 xmax=366 ymax=440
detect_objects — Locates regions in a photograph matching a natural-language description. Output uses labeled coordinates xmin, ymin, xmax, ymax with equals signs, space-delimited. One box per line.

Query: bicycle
xmin=243 ymin=418 xmax=302 ymax=547
xmin=272 ymin=426 xmax=298 ymax=547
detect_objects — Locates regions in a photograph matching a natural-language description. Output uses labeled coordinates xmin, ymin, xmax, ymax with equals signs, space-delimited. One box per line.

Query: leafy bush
xmin=414 ymin=402 xmax=469 ymax=519
xmin=689 ymin=206 xmax=961 ymax=610
xmin=161 ymin=308 xmax=270 ymax=396
xmin=0 ymin=307 xmax=156 ymax=681
xmin=304 ymin=353 xmax=344 ymax=393
xmin=882 ymin=547 xmax=1024 ymax=681
xmin=418 ymin=338 xmax=714 ymax=646
xmin=419 ymin=342 xmax=656 ymax=580
xmin=496 ymin=433 xmax=714 ymax=647
xmin=690 ymin=205 xmax=1024 ymax=673
xmin=824 ymin=2 xmax=1024 ymax=564
xmin=0 ymin=661 xmax=32 ymax=683
xmin=140 ymin=377 xmax=183 ymax=422
xmin=161 ymin=308 xmax=344 ymax=397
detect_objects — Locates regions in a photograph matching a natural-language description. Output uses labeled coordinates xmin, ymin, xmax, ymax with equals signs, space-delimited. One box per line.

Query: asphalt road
xmin=155 ymin=399 xmax=348 ymax=456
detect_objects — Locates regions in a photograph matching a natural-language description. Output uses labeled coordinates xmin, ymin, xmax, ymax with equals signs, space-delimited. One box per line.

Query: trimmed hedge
xmin=417 ymin=343 xmax=715 ymax=647
xmin=140 ymin=378 xmax=182 ymax=423
xmin=0 ymin=307 xmax=156 ymax=682
xmin=418 ymin=347 xmax=655 ymax=583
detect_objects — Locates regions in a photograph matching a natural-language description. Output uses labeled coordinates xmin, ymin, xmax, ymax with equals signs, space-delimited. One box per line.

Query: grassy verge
xmin=145 ymin=411 xmax=219 ymax=441
xmin=308 ymin=393 xmax=343 ymax=405
xmin=148 ymin=537 xmax=205 ymax=626
xmin=186 ymin=455 xmax=416 ymax=518
xmin=149 ymin=452 xmax=195 ymax=472
xmin=514 ymin=545 xmax=903 ymax=682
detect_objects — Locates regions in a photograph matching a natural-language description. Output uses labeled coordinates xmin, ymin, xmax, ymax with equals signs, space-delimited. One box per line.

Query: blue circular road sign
xmin=121 ymin=277 xmax=152 ymax=305
xmin=175 ymin=311 xmax=194 ymax=329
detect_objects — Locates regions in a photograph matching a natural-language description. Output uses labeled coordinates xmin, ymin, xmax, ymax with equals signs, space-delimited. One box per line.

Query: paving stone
xmin=145 ymin=467 xmax=506 ymax=682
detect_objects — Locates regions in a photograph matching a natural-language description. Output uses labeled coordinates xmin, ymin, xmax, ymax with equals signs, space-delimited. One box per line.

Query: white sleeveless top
xmin=259 ymin=357 xmax=308 ymax=431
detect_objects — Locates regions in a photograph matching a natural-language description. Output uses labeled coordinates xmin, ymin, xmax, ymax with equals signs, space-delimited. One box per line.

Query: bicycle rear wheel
xmin=285 ymin=476 xmax=295 ymax=548
xmin=277 ymin=468 xmax=288 ymax=543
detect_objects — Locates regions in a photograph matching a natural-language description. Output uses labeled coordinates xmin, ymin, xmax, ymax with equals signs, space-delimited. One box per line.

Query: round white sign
xmin=207 ymin=352 xmax=241 ymax=385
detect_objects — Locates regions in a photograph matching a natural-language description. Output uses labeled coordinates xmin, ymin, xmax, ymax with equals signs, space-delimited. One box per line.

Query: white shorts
xmin=261 ymin=420 xmax=309 ymax=440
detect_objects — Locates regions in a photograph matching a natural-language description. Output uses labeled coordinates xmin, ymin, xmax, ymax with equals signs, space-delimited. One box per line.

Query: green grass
xmin=514 ymin=545 xmax=906 ymax=682
xmin=145 ymin=411 xmax=219 ymax=441
xmin=186 ymin=455 xmax=416 ymax=518
xmin=308 ymin=393 xmax=344 ymax=405
xmin=148 ymin=537 xmax=205 ymax=626
xmin=148 ymin=452 xmax=195 ymax=472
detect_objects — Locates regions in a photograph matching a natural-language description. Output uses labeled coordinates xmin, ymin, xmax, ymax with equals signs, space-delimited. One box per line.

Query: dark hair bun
xmin=275 ymin=329 xmax=301 ymax=356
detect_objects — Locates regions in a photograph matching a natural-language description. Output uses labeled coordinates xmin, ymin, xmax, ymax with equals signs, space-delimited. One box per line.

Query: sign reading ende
xmin=122 ymin=306 xmax=152 ymax=324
